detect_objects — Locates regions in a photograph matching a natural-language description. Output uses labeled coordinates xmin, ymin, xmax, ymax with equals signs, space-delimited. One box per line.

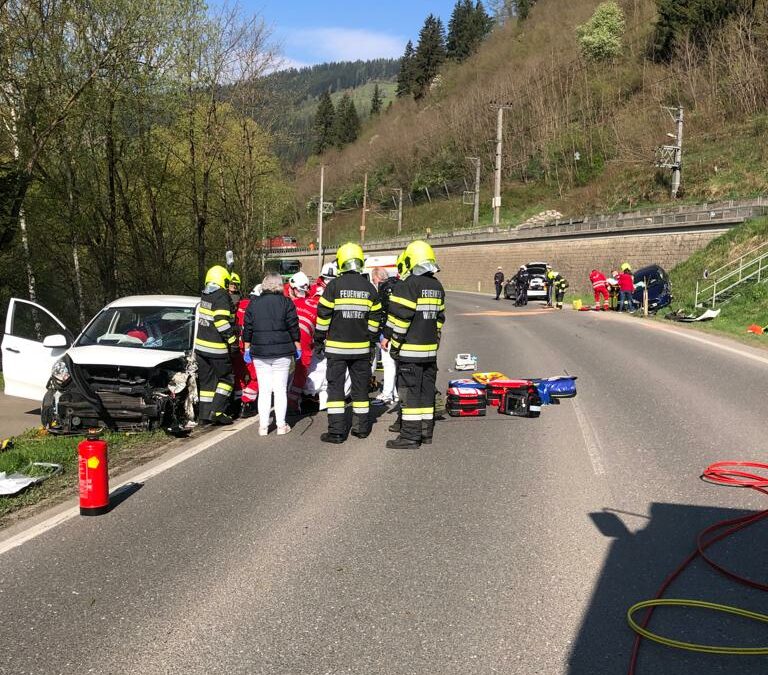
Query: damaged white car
xmin=2 ymin=296 xmax=200 ymax=435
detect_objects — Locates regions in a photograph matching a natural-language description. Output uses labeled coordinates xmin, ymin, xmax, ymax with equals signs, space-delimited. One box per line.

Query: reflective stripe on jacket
xmin=314 ymin=272 xmax=381 ymax=359
xmin=382 ymin=272 xmax=445 ymax=363
xmin=590 ymin=271 xmax=608 ymax=290
xmin=195 ymin=288 xmax=236 ymax=356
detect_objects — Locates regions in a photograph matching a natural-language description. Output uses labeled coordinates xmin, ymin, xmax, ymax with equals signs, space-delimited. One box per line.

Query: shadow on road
xmin=567 ymin=501 xmax=768 ymax=675
xmin=105 ymin=481 xmax=143 ymax=513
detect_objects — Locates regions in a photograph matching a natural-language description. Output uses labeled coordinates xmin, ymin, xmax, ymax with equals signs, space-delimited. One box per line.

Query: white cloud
xmin=269 ymin=55 xmax=313 ymax=72
xmin=286 ymin=27 xmax=405 ymax=62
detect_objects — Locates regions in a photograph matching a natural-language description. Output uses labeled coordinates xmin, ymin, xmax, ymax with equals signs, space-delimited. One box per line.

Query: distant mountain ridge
xmin=261 ymin=58 xmax=400 ymax=165
xmin=265 ymin=59 xmax=400 ymax=104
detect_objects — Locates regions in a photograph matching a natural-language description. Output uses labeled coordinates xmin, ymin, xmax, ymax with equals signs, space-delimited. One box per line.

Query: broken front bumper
xmin=43 ymin=355 xmax=193 ymax=434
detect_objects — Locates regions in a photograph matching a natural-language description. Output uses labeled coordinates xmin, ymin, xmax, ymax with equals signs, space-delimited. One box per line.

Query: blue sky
xmin=238 ymin=1 xmax=459 ymax=68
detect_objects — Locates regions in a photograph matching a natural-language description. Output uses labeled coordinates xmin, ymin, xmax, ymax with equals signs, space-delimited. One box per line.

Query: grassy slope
xmin=0 ymin=428 xmax=167 ymax=524
xmin=294 ymin=119 xmax=768 ymax=248
xmin=290 ymin=0 xmax=768 ymax=247
xmin=663 ymin=217 xmax=768 ymax=342
xmin=293 ymin=81 xmax=397 ymax=124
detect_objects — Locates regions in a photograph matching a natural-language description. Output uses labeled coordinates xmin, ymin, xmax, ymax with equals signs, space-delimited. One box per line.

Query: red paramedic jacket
xmin=617 ymin=272 xmax=635 ymax=292
xmin=293 ymin=296 xmax=317 ymax=367
xmin=589 ymin=270 xmax=608 ymax=290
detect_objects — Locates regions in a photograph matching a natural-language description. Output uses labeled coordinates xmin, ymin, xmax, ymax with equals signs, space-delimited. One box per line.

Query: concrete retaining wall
xmin=277 ymin=227 xmax=728 ymax=295
xmin=271 ymin=198 xmax=768 ymax=294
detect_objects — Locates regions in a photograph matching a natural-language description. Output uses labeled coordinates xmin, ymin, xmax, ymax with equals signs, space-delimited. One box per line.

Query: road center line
xmin=0 ymin=416 xmax=260 ymax=557
xmin=572 ymin=398 xmax=606 ymax=476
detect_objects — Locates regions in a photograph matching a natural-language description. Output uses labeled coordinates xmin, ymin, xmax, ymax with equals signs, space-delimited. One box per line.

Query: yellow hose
xmin=627 ymin=599 xmax=768 ymax=655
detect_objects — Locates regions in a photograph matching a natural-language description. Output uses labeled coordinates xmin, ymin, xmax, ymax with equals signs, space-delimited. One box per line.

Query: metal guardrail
xmin=276 ymin=198 xmax=767 ymax=259
xmin=695 ymin=247 xmax=768 ymax=308
xmin=702 ymin=238 xmax=768 ymax=281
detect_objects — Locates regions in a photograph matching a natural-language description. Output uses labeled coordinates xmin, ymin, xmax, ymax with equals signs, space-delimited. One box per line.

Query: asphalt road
xmin=1 ymin=291 xmax=767 ymax=674
xmin=0 ymin=393 xmax=42 ymax=438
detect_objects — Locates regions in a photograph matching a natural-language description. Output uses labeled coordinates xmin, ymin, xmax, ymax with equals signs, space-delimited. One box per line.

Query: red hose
xmin=628 ymin=461 xmax=768 ymax=674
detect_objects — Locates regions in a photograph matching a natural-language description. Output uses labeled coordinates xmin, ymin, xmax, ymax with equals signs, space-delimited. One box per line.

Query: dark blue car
xmin=632 ymin=264 xmax=672 ymax=311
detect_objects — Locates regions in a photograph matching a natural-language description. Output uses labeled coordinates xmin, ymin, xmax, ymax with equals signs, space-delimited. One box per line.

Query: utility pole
xmin=396 ymin=188 xmax=403 ymax=235
xmin=360 ymin=172 xmax=368 ymax=244
xmin=317 ymin=164 xmax=324 ymax=273
xmin=492 ymin=106 xmax=511 ymax=227
xmin=656 ymin=105 xmax=684 ymax=199
xmin=672 ymin=106 xmax=684 ymax=199
xmin=467 ymin=157 xmax=481 ymax=228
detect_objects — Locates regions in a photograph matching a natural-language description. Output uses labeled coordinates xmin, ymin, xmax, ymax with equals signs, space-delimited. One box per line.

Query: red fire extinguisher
xmin=78 ymin=430 xmax=110 ymax=516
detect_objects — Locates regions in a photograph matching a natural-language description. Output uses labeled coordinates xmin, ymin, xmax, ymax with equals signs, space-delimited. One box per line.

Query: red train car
xmin=264 ymin=235 xmax=298 ymax=251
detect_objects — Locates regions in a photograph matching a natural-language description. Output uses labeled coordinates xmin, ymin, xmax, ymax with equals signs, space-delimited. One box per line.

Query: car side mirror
xmin=43 ymin=334 xmax=69 ymax=349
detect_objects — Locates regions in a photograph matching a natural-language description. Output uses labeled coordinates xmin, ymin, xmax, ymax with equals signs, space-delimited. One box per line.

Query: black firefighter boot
xmin=321 ymin=432 xmax=346 ymax=444
xmin=386 ymin=436 xmax=421 ymax=450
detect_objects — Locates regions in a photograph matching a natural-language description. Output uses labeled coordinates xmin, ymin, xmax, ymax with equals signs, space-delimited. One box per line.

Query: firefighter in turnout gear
xmin=314 ymin=243 xmax=382 ymax=444
xmin=547 ymin=270 xmax=569 ymax=310
xmin=382 ymin=240 xmax=445 ymax=450
xmin=195 ymin=265 xmax=238 ymax=425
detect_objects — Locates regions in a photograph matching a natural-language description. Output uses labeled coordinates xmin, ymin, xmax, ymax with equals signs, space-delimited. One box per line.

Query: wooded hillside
xmin=0 ymin=0 xmax=291 ymax=329
xmin=293 ymin=0 xmax=768 ymax=245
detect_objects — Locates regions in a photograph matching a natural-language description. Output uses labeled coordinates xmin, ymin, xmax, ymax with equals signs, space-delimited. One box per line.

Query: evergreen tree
xmin=370 ymin=83 xmax=383 ymax=115
xmin=448 ymin=1 xmax=494 ymax=61
xmin=488 ymin=0 xmax=536 ymax=22
xmin=312 ymin=91 xmax=335 ymax=155
xmin=473 ymin=1 xmax=495 ymax=38
xmin=447 ymin=0 xmax=473 ymax=61
xmin=396 ymin=40 xmax=416 ymax=98
xmin=412 ymin=14 xmax=447 ymax=100
xmin=333 ymin=93 xmax=360 ymax=148
xmin=516 ymin=0 xmax=533 ymax=20
xmin=347 ymin=99 xmax=361 ymax=141
xmin=652 ymin=0 xmax=752 ymax=63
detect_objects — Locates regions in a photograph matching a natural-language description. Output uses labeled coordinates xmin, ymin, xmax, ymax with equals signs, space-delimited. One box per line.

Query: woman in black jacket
xmin=242 ymin=273 xmax=300 ymax=436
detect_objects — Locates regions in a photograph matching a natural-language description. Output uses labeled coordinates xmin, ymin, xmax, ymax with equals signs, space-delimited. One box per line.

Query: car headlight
xmin=51 ymin=359 xmax=71 ymax=385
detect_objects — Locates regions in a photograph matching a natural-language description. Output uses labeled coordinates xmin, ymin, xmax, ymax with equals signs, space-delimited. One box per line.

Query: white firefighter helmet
xmin=320 ymin=262 xmax=337 ymax=279
xmin=289 ymin=271 xmax=310 ymax=293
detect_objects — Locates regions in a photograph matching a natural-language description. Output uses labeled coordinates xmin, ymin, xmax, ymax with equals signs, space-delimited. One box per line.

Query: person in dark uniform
xmin=195 ymin=265 xmax=238 ymax=425
xmin=382 ymin=240 xmax=445 ymax=450
xmin=513 ymin=265 xmax=529 ymax=306
xmin=551 ymin=272 xmax=569 ymax=309
xmin=314 ymin=243 xmax=381 ymax=444
xmin=494 ymin=267 xmax=504 ymax=300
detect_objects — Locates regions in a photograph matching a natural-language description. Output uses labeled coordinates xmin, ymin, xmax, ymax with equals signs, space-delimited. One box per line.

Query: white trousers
xmin=253 ymin=356 xmax=291 ymax=428
xmin=304 ymin=356 xmax=351 ymax=410
xmin=380 ymin=345 xmax=398 ymax=400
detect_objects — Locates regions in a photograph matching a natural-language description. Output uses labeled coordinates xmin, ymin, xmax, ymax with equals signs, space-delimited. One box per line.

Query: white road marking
xmin=572 ymin=398 xmax=606 ymax=476
xmin=0 ymin=416 xmax=260 ymax=557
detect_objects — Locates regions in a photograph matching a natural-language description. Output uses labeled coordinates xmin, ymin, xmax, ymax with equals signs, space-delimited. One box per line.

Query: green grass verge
xmin=661 ymin=216 xmax=768 ymax=343
xmin=0 ymin=429 xmax=167 ymax=524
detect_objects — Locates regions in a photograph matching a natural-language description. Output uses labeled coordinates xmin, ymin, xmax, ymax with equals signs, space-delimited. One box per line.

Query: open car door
xmin=2 ymin=299 xmax=73 ymax=401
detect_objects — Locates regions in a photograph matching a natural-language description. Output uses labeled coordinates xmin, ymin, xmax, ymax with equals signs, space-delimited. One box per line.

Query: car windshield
xmin=635 ymin=268 xmax=666 ymax=286
xmin=76 ymin=306 xmax=196 ymax=351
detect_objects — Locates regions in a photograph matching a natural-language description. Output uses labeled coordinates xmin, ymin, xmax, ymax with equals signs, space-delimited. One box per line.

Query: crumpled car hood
xmin=67 ymin=345 xmax=185 ymax=369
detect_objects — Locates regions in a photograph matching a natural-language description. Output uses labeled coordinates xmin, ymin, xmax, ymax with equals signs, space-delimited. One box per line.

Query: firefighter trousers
xmin=397 ymin=361 xmax=438 ymax=443
xmin=326 ymin=357 xmax=371 ymax=436
xmin=196 ymin=353 xmax=234 ymax=421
